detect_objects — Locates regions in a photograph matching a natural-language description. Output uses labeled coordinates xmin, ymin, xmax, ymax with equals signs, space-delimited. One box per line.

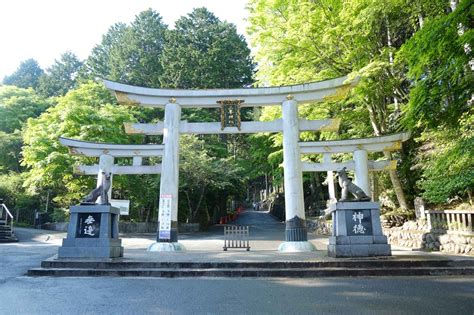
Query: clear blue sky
xmin=0 ymin=0 xmax=249 ymax=79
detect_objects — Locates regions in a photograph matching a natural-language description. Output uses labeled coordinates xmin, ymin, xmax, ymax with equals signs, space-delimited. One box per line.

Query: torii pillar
xmin=148 ymin=99 xmax=185 ymax=251
xmin=278 ymin=96 xmax=316 ymax=252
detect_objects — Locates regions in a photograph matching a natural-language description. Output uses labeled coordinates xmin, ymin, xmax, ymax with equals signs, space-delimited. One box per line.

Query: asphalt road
xmin=1 ymin=222 xmax=473 ymax=314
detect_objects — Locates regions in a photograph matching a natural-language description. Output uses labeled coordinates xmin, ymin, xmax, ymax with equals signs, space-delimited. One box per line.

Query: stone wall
xmin=41 ymin=222 xmax=200 ymax=234
xmin=42 ymin=222 xmax=69 ymax=232
xmin=119 ymin=222 xmax=156 ymax=233
xmin=383 ymin=220 xmax=473 ymax=255
xmin=306 ymin=216 xmax=332 ymax=235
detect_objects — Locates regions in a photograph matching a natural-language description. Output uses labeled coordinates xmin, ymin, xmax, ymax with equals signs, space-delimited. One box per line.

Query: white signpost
xmin=158 ymin=194 xmax=172 ymax=240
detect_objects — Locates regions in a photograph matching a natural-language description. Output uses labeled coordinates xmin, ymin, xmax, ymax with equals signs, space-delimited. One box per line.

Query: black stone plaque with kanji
xmin=76 ymin=212 xmax=101 ymax=238
xmin=345 ymin=209 xmax=372 ymax=236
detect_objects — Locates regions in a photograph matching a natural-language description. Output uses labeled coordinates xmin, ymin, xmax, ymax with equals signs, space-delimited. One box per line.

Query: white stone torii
xmin=104 ymin=76 xmax=358 ymax=252
xmin=105 ymin=76 xmax=356 ymax=108
xmin=299 ymin=132 xmax=410 ymax=200
xmin=59 ymin=137 xmax=163 ymax=203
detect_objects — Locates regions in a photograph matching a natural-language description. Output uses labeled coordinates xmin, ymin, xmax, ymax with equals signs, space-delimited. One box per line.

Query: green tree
xmin=83 ymin=23 xmax=128 ymax=81
xmin=247 ymin=0 xmax=450 ymax=210
xmin=160 ymin=7 xmax=254 ymax=89
xmin=38 ymin=52 xmax=84 ymax=97
xmin=398 ymin=0 xmax=473 ymax=130
xmin=83 ymin=9 xmax=167 ymax=87
xmin=0 ymin=172 xmax=39 ymax=223
xmin=0 ymin=85 xmax=50 ymax=133
xmin=0 ymin=131 xmax=22 ymax=173
xmin=179 ymin=134 xmax=244 ymax=225
xmin=397 ymin=0 xmax=473 ymax=204
xmin=415 ymin=111 xmax=473 ymax=204
xmin=2 ymin=59 xmax=44 ymax=89
xmin=21 ymin=81 xmax=143 ymax=209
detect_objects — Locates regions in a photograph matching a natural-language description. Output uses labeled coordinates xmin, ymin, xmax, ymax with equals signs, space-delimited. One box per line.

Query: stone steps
xmin=0 ymin=223 xmax=18 ymax=243
xmin=28 ymin=259 xmax=474 ymax=278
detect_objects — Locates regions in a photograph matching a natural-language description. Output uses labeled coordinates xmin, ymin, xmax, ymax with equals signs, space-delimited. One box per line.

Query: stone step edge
xmin=27 ymin=267 xmax=474 ymax=278
xmin=41 ymin=259 xmax=474 ymax=269
xmin=0 ymin=237 xmax=19 ymax=243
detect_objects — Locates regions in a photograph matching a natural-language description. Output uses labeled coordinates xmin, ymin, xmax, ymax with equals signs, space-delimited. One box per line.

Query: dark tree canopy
xmin=83 ymin=9 xmax=167 ymax=87
xmin=38 ymin=51 xmax=84 ymax=97
xmin=0 ymin=85 xmax=50 ymax=133
xmin=160 ymin=7 xmax=254 ymax=89
xmin=3 ymin=59 xmax=44 ymax=89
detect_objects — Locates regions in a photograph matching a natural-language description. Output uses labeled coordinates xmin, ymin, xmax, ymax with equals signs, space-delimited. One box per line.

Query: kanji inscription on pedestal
xmin=76 ymin=213 xmax=101 ymax=238
xmin=345 ymin=209 xmax=372 ymax=236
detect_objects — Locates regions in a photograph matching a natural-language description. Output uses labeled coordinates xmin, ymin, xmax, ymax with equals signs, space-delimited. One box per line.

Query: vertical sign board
xmin=158 ymin=194 xmax=172 ymax=240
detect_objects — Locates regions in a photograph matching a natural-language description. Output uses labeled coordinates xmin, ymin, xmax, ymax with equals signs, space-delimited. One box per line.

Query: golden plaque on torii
xmin=217 ymin=99 xmax=243 ymax=130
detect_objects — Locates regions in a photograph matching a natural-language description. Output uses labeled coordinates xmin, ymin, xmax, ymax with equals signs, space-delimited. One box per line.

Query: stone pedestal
xmin=328 ymin=202 xmax=391 ymax=257
xmin=58 ymin=205 xmax=123 ymax=258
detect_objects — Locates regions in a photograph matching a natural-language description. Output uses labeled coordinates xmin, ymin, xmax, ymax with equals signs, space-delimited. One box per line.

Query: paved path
xmin=1 ymin=219 xmax=473 ymax=314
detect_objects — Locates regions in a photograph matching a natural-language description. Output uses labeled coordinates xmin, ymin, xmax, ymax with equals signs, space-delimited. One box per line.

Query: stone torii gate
xmin=300 ymin=132 xmax=410 ymax=202
xmin=104 ymin=76 xmax=358 ymax=252
xmin=59 ymin=137 xmax=163 ymax=204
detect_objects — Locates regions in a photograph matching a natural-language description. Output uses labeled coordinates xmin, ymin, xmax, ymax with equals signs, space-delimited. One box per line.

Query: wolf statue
xmin=82 ymin=171 xmax=112 ymax=205
xmin=336 ymin=167 xmax=371 ymax=202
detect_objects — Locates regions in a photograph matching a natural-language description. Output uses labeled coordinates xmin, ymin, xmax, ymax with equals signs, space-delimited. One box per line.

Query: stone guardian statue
xmin=82 ymin=171 xmax=112 ymax=205
xmin=337 ymin=167 xmax=370 ymax=202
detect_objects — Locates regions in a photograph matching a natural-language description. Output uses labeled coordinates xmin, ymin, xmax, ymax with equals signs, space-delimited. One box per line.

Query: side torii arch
xmin=104 ymin=76 xmax=358 ymax=252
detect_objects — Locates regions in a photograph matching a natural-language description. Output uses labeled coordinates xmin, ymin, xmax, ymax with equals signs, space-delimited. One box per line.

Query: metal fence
xmin=223 ymin=225 xmax=250 ymax=251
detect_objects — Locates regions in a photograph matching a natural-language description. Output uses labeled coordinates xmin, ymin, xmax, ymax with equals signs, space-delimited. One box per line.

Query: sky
xmin=0 ymin=0 xmax=250 ymax=79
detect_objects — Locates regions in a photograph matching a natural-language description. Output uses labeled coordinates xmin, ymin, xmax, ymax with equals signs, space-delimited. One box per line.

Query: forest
xmin=0 ymin=0 xmax=472 ymax=229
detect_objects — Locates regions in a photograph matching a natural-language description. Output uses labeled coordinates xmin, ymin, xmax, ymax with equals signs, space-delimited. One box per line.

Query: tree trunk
xmin=185 ymin=191 xmax=192 ymax=223
xmin=368 ymin=108 xmax=409 ymax=210
xmin=384 ymin=151 xmax=409 ymax=210
xmin=265 ymin=172 xmax=269 ymax=200
xmin=192 ymin=186 xmax=206 ymax=222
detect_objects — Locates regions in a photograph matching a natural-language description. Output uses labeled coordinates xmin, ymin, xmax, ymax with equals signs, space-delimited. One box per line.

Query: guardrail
xmin=1 ymin=203 xmax=14 ymax=237
xmin=223 ymin=225 xmax=250 ymax=251
xmin=425 ymin=209 xmax=473 ymax=234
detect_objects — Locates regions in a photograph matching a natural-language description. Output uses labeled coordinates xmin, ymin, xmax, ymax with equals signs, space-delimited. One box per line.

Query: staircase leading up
xmin=0 ymin=203 xmax=18 ymax=243
xmin=0 ymin=220 xmax=18 ymax=243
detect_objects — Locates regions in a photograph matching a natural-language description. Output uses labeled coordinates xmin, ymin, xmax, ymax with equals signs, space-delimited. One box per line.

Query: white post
xmin=353 ymin=149 xmax=371 ymax=197
xmin=149 ymin=100 xmax=185 ymax=251
xmin=323 ymin=153 xmax=336 ymax=203
xmin=97 ymin=154 xmax=114 ymax=204
xmin=278 ymin=96 xmax=315 ymax=252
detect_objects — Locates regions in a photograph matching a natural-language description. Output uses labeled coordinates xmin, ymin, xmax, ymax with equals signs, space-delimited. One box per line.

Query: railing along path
xmin=0 ymin=203 xmax=14 ymax=237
